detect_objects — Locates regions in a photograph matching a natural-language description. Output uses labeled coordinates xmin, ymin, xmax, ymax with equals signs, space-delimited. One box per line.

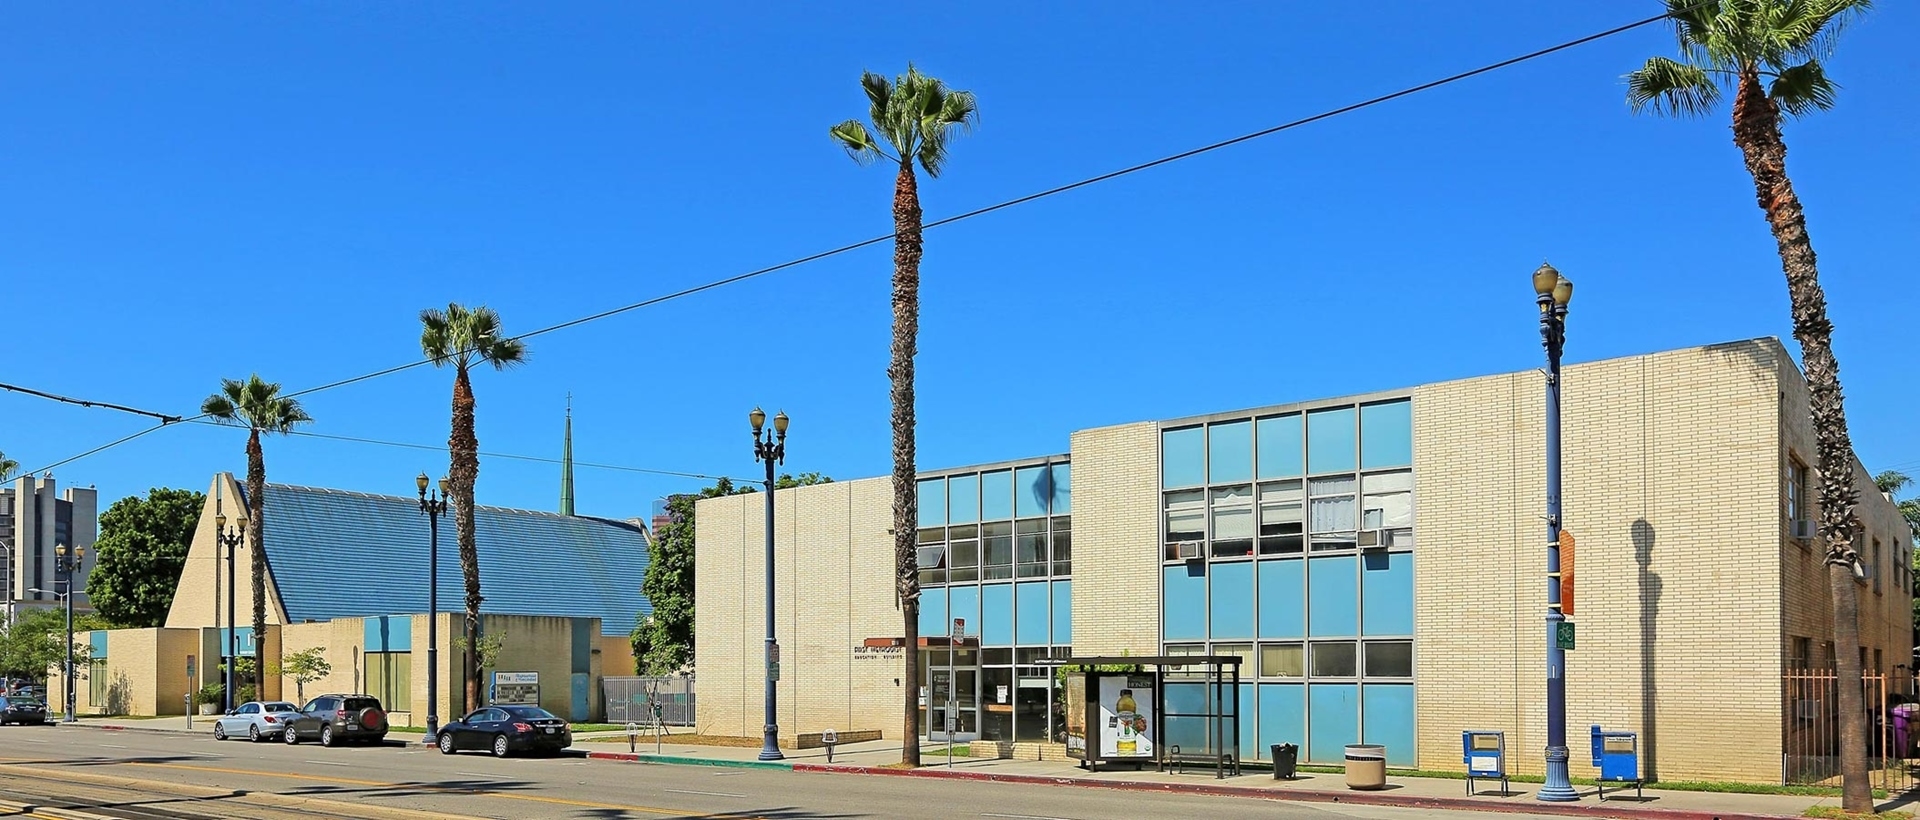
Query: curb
xmin=585 ymin=751 xmax=793 ymax=771
xmin=56 ymin=722 xmax=205 ymax=738
xmin=790 ymin=764 xmax=1804 ymax=820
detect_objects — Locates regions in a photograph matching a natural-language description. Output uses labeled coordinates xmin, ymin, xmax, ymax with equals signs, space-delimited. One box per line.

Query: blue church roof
xmin=257 ymin=484 xmax=651 ymax=636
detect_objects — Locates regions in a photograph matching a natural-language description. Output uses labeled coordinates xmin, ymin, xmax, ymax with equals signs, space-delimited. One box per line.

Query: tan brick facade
xmin=1068 ymin=422 xmax=1161 ymax=657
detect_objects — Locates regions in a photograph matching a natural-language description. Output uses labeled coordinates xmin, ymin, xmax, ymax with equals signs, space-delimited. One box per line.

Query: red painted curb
xmin=790 ymin=763 xmax=1802 ymax=820
xmin=587 ymin=752 xmax=640 ymax=762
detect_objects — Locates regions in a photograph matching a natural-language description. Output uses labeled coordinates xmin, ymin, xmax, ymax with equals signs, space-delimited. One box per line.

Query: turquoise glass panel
xmin=1208 ymin=420 xmax=1253 ymax=484
xmin=1049 ymin=463 xmax=1071 ymax=514
xmin=1016 ymin=465 xmax=1049 ymax=518
xmin=1051 ymin=580 xmax=1072 ymax=644
xmin=949 ymin=585 xmax=980 ymax=637
xmin=1306 ymin=407 xmax=1356 ymax=474
xmin=1362 ymin=684 xmax=1415 ymax=766
xmin=221 ymin=626 xmax=259 ymax=657
xmin=1258 ymin=559 xmax=1305 ymax=638
xmin=917 ymin=478 xmax=947 ymax=528
xmin=360 ymin=617 xmax=410 ymax=652
xmin=1361 ymin=552 xmax=1414 ymax=636
xmin=1360 ymin=400 xmax=1413 ymax=469
xmin=1164 ymin=681 xmax=1213 ymax=714
xmin=89 ymin=631 xmax=108 ymax=657
xmin=1162 ymin=427 xmax=1205 ymax=488
xmin=1015 ymin=581 xmax=1049 ymax=645
xmin=981 ymin=470 xmax=1014 ymax=520
xmin=1164 ymin=716 xmax=1214 ymax=755
xmin=1307 ymin=684 xmax=1359 ymax=764
xmin=1258 ymin=683 xmax=1305 ymax=760
xmin=948 ymin=473 xmax=980 ymax=524
xmin=1210 ymin=561 xmax=1254 ymax=640
xmin=982 ymin=583 xmax=1014 ymax=646
xmin=1237 ymin=683 xmax=1258 ymax=762
xmin=919 ymin=586 xmax=949 ymax=636
xmin=1308 ymin=556 xmax=1358 ymax=637
xmin=1162 ymin=564 xmax=1208 ymax=642
xmin=1257 ymin=414 xmax=1303 ymax=479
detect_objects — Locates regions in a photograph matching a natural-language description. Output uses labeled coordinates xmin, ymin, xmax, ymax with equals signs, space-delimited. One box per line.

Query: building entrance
xmin=928 ymin=666 xmax=979 ymax=742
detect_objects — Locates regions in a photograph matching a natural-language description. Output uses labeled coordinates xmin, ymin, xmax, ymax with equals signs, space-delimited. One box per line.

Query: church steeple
xmin=560 ymin=394 xmax=575 ymax=516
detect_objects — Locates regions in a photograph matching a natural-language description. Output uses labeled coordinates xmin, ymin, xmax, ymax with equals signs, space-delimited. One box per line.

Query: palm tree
xmin=202 ymin=375 xmax=313 ymax=697
xmin=1875 ymin=470 xmax=1920 ymax=536
xmin=831 ymin=64 xmax=976 ymax=767
xmin=1628 ymin=0 xmax=1874 ymax=808
xmin=0 ymin=451 xmax=17 ymax=481
xmin=420 ymin=303 xmax=527 ymax=713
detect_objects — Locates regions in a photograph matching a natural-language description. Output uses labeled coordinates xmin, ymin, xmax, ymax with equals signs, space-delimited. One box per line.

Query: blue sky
xmin=3 ymin=2 xmax=1915 ymax=518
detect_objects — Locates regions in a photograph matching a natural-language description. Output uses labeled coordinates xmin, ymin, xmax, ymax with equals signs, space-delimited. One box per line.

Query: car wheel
xmin=249 ymin=725 xmax=261 ymax=742
xmin=438 ymin=733 xmax=457 ymax=755
xmin=284 ymin=726 xmax=300 ymax=745
xmin=491 ymin=735 xmax=510 ymax=758
xmin=213 ymin=723 xmax=227 ymax=741
xmin=321 ymin=725 xmax=335 ymax=747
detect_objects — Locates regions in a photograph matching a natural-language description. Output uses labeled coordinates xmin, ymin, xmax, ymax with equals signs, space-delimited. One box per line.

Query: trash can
xmin=1344 ymin=744 xmax=1387 ymax=790
xmin=1271 ymin=743 xmax=1298 ymax=780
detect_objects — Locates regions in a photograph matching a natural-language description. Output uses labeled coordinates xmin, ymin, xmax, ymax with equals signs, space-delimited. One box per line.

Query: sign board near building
xmin=492 ymin=671 xmax=540 ymax=705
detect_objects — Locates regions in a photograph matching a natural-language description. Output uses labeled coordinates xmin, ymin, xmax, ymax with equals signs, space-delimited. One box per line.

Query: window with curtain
xmin=1258 ymin=481 xmax=1304 ymax=555
xmin=1211 ymin=485 xmax=1254 ymax=557
xmin=1164 ymin=491 xmax=1205 ymax=560
xmin=1308 ymin=476 xmax=1356 ymax=551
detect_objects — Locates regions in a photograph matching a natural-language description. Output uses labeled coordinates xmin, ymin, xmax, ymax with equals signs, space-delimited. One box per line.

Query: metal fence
xmin=1783 ymin=667 xmax=1915 ymax=792
xmin=603 ymin=675 xmax=695 ymax=726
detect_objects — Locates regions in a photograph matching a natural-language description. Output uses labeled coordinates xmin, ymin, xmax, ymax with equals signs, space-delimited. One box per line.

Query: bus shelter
xmin=1053 ymin=655 xmax=1243 ymax=778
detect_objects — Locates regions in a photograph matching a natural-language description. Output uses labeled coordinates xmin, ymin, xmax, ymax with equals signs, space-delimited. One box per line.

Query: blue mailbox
xmin=1590 ymin=724 xmax=1643 ymax=800
xmin=1461 ymin=730 xmax=1507 ymax=795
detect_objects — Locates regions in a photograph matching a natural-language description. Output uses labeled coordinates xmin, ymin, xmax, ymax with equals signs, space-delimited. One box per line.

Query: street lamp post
xmin=417 ymin=473 xmax=451 ymax=743
xmin=749 ymin=406 xmax=789 ymax=762
xmin=1532 ymin=262 xmax=1578 ymax=803
xmin=54 ymin=543 xmax=85 ymax=723
xmin=214 ymin=510 xmax=246 ymax=713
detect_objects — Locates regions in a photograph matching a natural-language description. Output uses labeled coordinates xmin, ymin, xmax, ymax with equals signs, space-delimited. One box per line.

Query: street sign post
xmin=1555 ymin=621 xmax=1577 ymax=651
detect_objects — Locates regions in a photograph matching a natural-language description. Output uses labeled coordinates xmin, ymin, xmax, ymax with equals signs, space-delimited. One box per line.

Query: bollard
xmin=627 ymin=722 xmax=639 ymax=754
xmin=185 ymin=695 xmax=194 ymax=730
xmin=822 ymin=728 xmax=838 ymax=764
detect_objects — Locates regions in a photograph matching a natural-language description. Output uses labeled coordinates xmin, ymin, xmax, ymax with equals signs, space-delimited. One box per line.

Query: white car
xmin=212 ymin=701 xmax=300 ymax=742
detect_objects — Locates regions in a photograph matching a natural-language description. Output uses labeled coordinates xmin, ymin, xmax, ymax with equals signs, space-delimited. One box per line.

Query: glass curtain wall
xmin=1160 ymin=398 xmax=1414 ymax=766
xmin=917 ymin=460 xmax=1072 ymax=743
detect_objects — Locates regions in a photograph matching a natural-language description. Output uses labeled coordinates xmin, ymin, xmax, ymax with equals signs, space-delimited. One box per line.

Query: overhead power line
xmin=0 ymin=381 xmax=182 ymax=423
xmin=22 ymin=6 xmax=1687 ymax=477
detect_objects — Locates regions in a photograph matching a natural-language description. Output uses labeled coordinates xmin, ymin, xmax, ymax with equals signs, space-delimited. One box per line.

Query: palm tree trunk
xmin=1733 ymin=69 xmax=1871 ymax=812
xmin=450 ymin=363 xmax=484 ymax=713
xmin=891 ymin=161 xmax=924 ymax=767
xmin=246 ymin=428 xmax=267 ymax=699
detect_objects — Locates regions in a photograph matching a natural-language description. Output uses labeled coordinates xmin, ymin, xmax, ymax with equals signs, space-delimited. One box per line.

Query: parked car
xmin=435 ymin=704 xmax=571 ymax=757
xmin=282 ymin=694 xmax=389 ymax=746
xmin=0 ymin=695 xmax=49 ymax=726
xmin=212 ymin=700 xmax=299 ymax=742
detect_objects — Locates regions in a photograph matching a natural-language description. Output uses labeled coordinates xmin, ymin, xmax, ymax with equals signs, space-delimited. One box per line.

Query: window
xmin=1309 ymin=642 xmax=1357 ymax=677
xmin=1211 ymin=485 xmax=1254 ymax=557
xmin=1364 ymin=642 xmax=1413 ymax=678
xmin=1787 ymin=458 xmax=1808 ymax=537
xmin=1048 ymin=464 xmax=1071 ymax=515
xmin=982 ymin=522 xmax=1014 ymax=580
xmin=1360 ymin=471 xmax=1413 ymax=533
xmin=1258 ymin=481 xmax=1304 ymax=555
xmin=1015 ymin=519 xmax=1049 ymax=578
xmin=917 ymin=478 xmax=946 ymax=528
xmin=1051 ymin=517 xmax=1071 ymax=576
xmin=1164 ymin=491 xmax=1205 ymax=560
xmin=982 ymin=470 xmax=1014 ymax=520
xmin=1873 ymin=539 xmax=1883 ymax=594
xmin=1209 ymin=421 xmax=1253 ymax=484
xmin=948 ymin=525 xmax=980 ymax=583
xmin=917 ymin=528 xmax=947 ymax=587
xmin=1790 ymin=636 xmax=1811 ymax=669
xmin=89 ymin=660 xmax=108 ymax=706
xmin=1163 ymin=427 xmax=1205 ymax=488
xmin=1306 ymin=407 xmax=1357 ymax=474
xmin=1016 ymin=465 xmax=1050 ymax=519
xmin=1260 ymin=644 xmax=1304 ymax=677
xmin=1359 ymin=400 xmax=1413 ymax=469
xmin=1875 ymin=648 xmax=1883 ymax=675
xmin=365 ymin=652 xmax=411 ymax=713
xmin=1256 ymin=414 xmax=1302 ymax=479
xmin=948 ymin=474 xmax=980 ymax=524
xmin=1309 ymin=476 xmax=1357 ymax=551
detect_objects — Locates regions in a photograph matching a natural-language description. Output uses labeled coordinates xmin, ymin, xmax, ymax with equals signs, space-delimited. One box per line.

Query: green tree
xmin=273 ymin=646 xmax=332 ymax=703
xmin=1873 ymin=470 xmax=1920 ymax=536
xmin=202 ymin=375 xmax=313 ymax=697
xmin=87 ymin=488 xmax=206 ymax=628
xmin=831 ymin=64 xmax=976 ymax=767
xmin=420 ymin=303 xmax=527 ymax=713
xmin=1627 ymin=0 xmax=1875 ymax=808
xmin=632 ymin=474 xmax=831 ymax=676
xmin=0 ymin=450 xmax=17 ymax=481
xmin=0 ymin=608 xmax=110 ymax=680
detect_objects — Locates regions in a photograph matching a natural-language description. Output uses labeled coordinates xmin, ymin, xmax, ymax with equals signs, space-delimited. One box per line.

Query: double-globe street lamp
xmin=1532 ymin=262 xmax=1578 ymax=803
xmin=749 ymin=407 xmax=789 ymax=762
xmin=214 ymin=509 xmax=246 ymax=714
xmin=417 ymin=473 xmax=451 ymax=743
xmin=33 ymin=543 xmax=86 ymax=722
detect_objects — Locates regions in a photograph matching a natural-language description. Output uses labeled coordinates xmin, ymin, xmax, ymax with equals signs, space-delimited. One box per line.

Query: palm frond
xmin=267 ymin=397 xmax=313 ymax=434
xmin=420 ymin=306 xmax=458 ymax=367
xmin=1767 ymin=0 xmax=1870 ymax=65
xmin=1627 ymin=56 xmax=1723 ymax=116
xmin=201 ymin=392 xmax=238 ymax=422
xmin=1875 ymin=470 xmax=1913 ymax=495
xmin=1770 ymin=59 xmax=1838 ymax=116
xmin=482 ymin=337 xmax=528 ymax=371
xmin=859 ymin=71 xmax=892 ymax=127
xmin=830 ymin=120 xmax=887 ymax=165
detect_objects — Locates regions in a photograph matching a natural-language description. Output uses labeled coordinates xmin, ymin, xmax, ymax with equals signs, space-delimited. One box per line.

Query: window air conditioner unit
xmin=1791 ymin=520 xmax=1815 ymax=540
xmin=1358 ymin=530 xmax=1394 ymax=550
xmin=1177 ymin=542 xmax=1202 ymax=560
xmin=1852 ymin=558 xmax=1871 ymax=583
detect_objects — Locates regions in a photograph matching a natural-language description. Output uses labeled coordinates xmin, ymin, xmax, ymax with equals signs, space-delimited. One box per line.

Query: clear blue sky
xmin=3 ymin=2 xmax=1915 ymax=518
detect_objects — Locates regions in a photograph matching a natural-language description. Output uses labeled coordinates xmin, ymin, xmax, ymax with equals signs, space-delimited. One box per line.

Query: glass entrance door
xmin=928 ymin=667 xmax=979 ymax=742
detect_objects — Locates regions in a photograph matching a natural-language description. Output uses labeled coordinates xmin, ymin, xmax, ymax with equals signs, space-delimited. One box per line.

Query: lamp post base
xmin=1538 ymin=745 xmax=1579 ymax=802
xmin=423 ymin=717 xmax=440 ymax=744
xmin=758 ymin=725 xmax=785 ymax=761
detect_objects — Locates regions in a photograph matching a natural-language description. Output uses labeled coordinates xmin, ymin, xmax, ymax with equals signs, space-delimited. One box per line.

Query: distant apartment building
xmin=0 ymin=474 xmax=98 ymax=619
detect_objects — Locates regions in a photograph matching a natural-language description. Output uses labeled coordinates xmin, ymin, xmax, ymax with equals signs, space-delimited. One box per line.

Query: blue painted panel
xmin=1051 ymin=581 xmax=1072 ymax=645
xmin=1306 ymin=407 xmax=1356 ymax=474
xmin=1164 ymin=716 xmax=1213 ymax=755
xmin=948 ymin=473 xmax=980 ymax=524
xmin=1307 ymin=556 xmax=1358 ymax=637
xmin=1162 ymin=427 xmax=1205 ymax=488
xmin=1162 ymin=564 xmax=1208 ymax=642
xmin=949 ymin=586 xmax=980 ymax=637
xmin=88 ymin=631 xmax=108 ymax=657
xmin=1237 ymin=683 xmax=1258 ymax=762
xmin=918 ymin=478 xmax=946 ymax=528
xmin=982 ymin=584 xmax=1014 ymax=646
xmin=1208 ymin=420 xmax=1253 ymax=484
xmin=1015 ymin=582 xmax=1049 ymax=645
xmin=1257 ymin=415 xmax=1303 ymax=479
xmin=363 ymin=616 xmax=412 ymax=652
xmin=1210 ymin=561 xmax=1255 ymax=640
xmin=1361 ymin=553 xmax=1414 ymax=636
xmin=220 ymin=627 xmax=259 ymax=657
xmin=1360 ymin=400 xmax=1413 ymax=469
xmin=1362 ymin=684 xmax=1415 ymax=766
xmin=919 ymin=587 xmax=949 ymax=637
xmin=1307 ymin=684 xmax=1359 ymax=764
xmin=570 ymin=673 xmax=590 ymax=722
xmin=1258 ymin=559 xmax=1305 ymax=638
xmin=1016 ymin=466 xmax=1049 ymax=519
xmin=1164 ymin=681 xmax=1211 ymax=714
xmin=981 ymin=471 xmax=1014 ymax=520
xmin=1048 ymin=464 xmax=1071 ymax=515
xmin=571 ymin=619 xmax=593 ymax=674
xmin=1258 ymin=684 xmax=1305 ymax=760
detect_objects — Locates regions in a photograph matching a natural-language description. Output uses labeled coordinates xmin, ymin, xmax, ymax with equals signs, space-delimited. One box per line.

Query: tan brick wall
xmin=52 ymin=627 xmax=199 ymax=716
xmin=163 ymin=473 xmax=291 ymax=632
xmin=1068 ymin=422 xmax=1161 ymax=656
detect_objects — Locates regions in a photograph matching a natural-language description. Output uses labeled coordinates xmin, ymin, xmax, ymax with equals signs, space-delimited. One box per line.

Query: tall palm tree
xmin=202 ymin=375 xmax=313 ymax=697
xmin=420 ymin=303 xmax=527 ymax=713
xmin=832 ymin=64 xmax=976 ymax=767
xmin=1628 ymin=0 xmax=1874 ymax=808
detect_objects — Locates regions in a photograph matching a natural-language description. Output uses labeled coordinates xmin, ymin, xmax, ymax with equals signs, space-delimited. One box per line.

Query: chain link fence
xmin=603 ymin=675 xmax=695 ymax=726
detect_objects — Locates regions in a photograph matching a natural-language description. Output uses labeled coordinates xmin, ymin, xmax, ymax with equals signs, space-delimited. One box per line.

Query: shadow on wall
xmin=105 ymin=670 xmax=133 ymax=717
xmin=1634 ymin=518 xmax=1661 ymax=782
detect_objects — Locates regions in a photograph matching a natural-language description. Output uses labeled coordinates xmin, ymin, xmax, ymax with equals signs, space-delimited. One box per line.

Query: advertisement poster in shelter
xmin=1098 ymin=675 xmax=1155 ymax=758
xmin=1064 ymin=672 xmax=1087 ymax=759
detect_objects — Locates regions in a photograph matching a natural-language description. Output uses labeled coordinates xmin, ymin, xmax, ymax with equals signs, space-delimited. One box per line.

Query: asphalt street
xmin=0 ymin=724 xmax=1574 ymax=820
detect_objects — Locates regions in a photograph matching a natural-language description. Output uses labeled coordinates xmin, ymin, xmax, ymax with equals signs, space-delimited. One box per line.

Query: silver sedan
xmin=212 ymin=701 xmax=300 ymax=742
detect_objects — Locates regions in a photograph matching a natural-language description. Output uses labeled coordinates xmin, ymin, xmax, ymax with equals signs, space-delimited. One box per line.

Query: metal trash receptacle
xmin=1344 ymin=744 xmax=1387 ymax=790
xmin=1271 ymin=743 xmax=1298 ymax=780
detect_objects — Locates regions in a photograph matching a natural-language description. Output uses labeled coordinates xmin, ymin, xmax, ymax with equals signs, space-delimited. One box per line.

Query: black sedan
xmin=0 ymin=695 xmax=49 ymax=726
xmin=435 ymin=704 xmax=571 ymax=757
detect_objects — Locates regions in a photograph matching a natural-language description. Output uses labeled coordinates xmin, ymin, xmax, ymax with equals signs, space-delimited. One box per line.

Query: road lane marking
xmin=110 ymin=761 xmax=695 ymax=816
xmin=304 ymin=760 xmax=350 ymax=766
xmin=665 ymin=789 xmax=748 ymax=798
xmin=453 ymin=771 xmax=510 ymax=779
xmin=984 ymin=814 xmax=1075 ymax=820
xmin=97 ymin=744 xmax=127 ymax=748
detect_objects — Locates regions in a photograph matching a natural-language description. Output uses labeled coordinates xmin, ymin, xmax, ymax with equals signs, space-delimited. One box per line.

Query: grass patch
xmin=1803 ymin=807 xmax=1912 ymax=819
xmin=923 ymin=745 xmax=974 ymax=758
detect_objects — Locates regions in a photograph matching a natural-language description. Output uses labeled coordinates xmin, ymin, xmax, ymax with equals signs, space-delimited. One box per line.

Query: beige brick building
xmin=695 ymin=338 xmax=1912 ymax=783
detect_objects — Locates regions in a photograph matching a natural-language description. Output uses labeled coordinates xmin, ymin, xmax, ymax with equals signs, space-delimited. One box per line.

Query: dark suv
xmin=283 ymin=694 xmax=389 ymax=746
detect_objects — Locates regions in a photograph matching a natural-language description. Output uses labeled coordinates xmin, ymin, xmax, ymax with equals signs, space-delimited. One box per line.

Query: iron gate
xmin=1783 ymin=667 xmax=1915 ymax=792
xmin=603 ymin=675 xmax=695 ymax=726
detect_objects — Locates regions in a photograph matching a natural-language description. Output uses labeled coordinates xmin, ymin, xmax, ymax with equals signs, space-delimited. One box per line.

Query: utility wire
xmin=20 ymin=7 xmax=1687 ymax=477
xmin=0 ymin=381 xmax=182 ymax=423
